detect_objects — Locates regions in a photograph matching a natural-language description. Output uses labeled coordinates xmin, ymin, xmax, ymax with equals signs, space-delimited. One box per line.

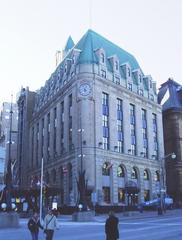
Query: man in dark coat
xmin=105 ymin=211 xmax=119 ymax=240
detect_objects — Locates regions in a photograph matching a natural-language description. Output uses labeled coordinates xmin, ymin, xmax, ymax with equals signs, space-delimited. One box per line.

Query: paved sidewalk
xmin=94 ymin=209 xmax=181 ymax=222
xmin=56 ymin=208 xmax=182 ymax=223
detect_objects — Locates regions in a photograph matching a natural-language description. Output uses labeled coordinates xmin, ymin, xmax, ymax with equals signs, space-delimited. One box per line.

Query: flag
xmin=106 ymin=163 xmax=113 ymax=170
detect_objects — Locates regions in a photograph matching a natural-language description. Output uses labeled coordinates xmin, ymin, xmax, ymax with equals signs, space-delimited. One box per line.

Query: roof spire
xmin=64 ymin=36 xmax=74 ymax=52
xmin=63 ymin=36 xmax=74 ymax=59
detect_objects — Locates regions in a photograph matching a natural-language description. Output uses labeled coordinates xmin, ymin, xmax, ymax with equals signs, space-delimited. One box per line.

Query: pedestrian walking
xmin=27 ymin=210 xmax=43 ymax=240
xmin=44 ymin=209 xmax=59 ymax=240
xmin=138 ymin=203 xmax=143 ymax=213
xmin=105 ymin=211 xmax=119 ymax=240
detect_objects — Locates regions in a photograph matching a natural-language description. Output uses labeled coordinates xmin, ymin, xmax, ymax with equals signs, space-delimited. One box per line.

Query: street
xmin=1 ymin=210 xmax=182 ymax=240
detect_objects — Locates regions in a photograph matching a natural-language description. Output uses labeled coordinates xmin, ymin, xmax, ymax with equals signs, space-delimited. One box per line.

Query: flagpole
xmin=40 ymin=157 xmax=44 ymax=221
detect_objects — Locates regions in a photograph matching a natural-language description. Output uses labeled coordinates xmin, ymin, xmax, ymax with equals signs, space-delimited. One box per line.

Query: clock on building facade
xmin=79 ymin=82 xmax=92 ymax=96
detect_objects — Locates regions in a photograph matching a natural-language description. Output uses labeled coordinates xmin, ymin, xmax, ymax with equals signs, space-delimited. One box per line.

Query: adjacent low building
xmin=0 ymin=147 xmax=5 ymax=191
xmin=158 ymin=78 xmax=182 ymax=203
xmin=17 ymin=29 xmax=164 ymax=208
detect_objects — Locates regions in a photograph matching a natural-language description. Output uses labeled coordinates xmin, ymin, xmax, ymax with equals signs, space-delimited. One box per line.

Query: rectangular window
xmin=117 ymin=98 xmax=122 ymax=110
xmin=118 ymin=131 xmax=123 ymax=141
xmin=102 ymin=105 xmax=109 ymax=116
xmin=31 ymin=127 xmax=34 ymax=167
xmin=152 ymin=113 xmax=158 ymax=158
xmin=61 ymin=101 xmax=64 ymax=112
xmin=117 ymin=141 xmax=123 ymax=153
xmin=118 ymin=188 xmax=125 ymax=203
xmin=36 ymin=123 xmax=39 ymax=166
xmin=144 ymin=190 xmax=150 ymax=201
xmin=117 ymin=120 xmax=122 ymax=132
xmin=102 ymin=115 xmax=108 ymax=127
xmin=103 ymin=126 xmax=109 ymax=138
xmin=53 ymin=108 xmax=57 ymax=154
xmin=60 ymin=101 xmax=64 ymax=153
xmin=69 ymin=116 xmax=72 ymax=151
xmin=117 ymin=98 xmax=124 ymax=153
xmin=69 ymin=94 xmax=72 ymax=107
xmin=102 ymin=92 xmax=109 ymax=106
xmin=141 ymin=109 xmax=148 ymax=158
xmin=47 ymin=113 xmax=50 ymax=157
xmin=130 ymin=104 xmax=136 ymax=155
xmin=130 ymin=104 xmax=135 ymax=116
xmin=103 ymin=137 xmax=109 ymax=150
xmin=41 ymin=118 xmax=44 ymax=158
xmin=54 ymin=107 xmax=57 ymax=127
xmin=102 ymin=93 xmax=109 ymax=150
xmin=103 ymin=187 xmax=110 ymax=203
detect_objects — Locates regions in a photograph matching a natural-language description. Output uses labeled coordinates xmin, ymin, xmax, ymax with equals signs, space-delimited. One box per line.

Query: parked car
xmin=142 ymin=197 xmax=173 ymax=209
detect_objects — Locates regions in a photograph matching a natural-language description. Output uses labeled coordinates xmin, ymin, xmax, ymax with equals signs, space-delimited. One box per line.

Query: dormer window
xmin=101 ymin=69 xmax=106 ymax=78
xmin=115 ymin=76 xmax=120 ymax=85
xmin=150 ymin=94 xmax=154 ymax=101
xmin=101 ymin=53 xmax=105 ymax=63
xmin=150 ymin=80 xmax=152 ymax=88
xmin=128 ymin=83 xmax=132 ymax=91
xmin=64 ymin=64 xmax=67 ymax=73
xmin=139 ymin=89 xmax=144 ymax=96
xmin=72 ymin=55 xmax=75 ymax=64
xmin=128 ymin=67 xmax=131 ymax=77
xmin=115 ymin=61 xmax=119 ymax=71
xmin=139 ymin=74 xmax=142 ymax=83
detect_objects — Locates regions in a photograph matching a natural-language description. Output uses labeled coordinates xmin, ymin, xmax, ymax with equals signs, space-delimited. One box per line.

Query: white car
xmin=142 ymin=197 xmax=173 ymax=208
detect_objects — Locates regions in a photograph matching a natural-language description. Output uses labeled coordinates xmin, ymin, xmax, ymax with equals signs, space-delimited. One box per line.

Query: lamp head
xmin=171 ymin=153 xmax=176 ymax=159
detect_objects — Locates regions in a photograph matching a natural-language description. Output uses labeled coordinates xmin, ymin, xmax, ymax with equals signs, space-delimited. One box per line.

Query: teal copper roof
xmin=75 ymin=29 xmax=140 ymax=70
xmin=64 ymin=36 xmax=74 ymax=52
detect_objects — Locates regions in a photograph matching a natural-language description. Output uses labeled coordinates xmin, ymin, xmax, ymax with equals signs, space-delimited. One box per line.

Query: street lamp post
xmin=77 ymin=127 xmax=88 ymax=211
xmin=160 ymin=152 xmax=176 ymax=214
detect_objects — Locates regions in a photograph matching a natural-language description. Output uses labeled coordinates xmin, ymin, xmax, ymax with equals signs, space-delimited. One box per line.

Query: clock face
xmin=79 ymin=83 xmax=92 ymax=96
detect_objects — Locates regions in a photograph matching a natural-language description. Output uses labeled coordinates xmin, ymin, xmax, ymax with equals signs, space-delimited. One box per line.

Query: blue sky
xmin=0 ymin=0 xmax=182 ymax=103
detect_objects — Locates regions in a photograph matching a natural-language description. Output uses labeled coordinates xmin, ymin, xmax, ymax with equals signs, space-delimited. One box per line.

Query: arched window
xmin=101 ymin=53 xmax=105 ymax=63
xmin=117 ymin=165 xmax=125 ymax=177
xmin=154 ymin=171 xmax=160 ymax=182
xmin=131 ymin=167 xmax=137 ymax=179
xmin=144 ymin=169 xmax=149 ymax=180
xmin=102 ymin=162 xmax=111 ymax=176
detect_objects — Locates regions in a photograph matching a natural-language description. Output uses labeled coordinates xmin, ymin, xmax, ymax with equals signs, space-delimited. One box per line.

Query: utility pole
xmin=159 ymin=152 xmax=176 ymax=214
xmin=39 ymin=158 xmax=44 ymax=221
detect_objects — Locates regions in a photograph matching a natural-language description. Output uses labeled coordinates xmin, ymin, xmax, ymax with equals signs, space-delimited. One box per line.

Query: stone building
xmin=0 ymin=101 xmax=18 ymax=185
xmin=158 ymin=78 xmax=182 ymax=203
xmin=17 ymin=29 xmax=164 ymax=207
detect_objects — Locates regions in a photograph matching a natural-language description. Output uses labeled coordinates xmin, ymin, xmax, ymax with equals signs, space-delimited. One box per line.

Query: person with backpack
xmin=44 ymin=209 xmax=59 ymax=240
xmin=27 ymin=210 xmax=43 ymax=240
